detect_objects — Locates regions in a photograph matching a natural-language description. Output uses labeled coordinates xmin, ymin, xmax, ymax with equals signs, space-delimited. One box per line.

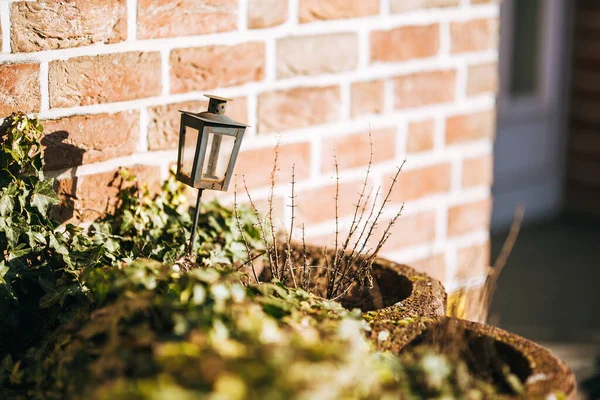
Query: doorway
xmin=492 ymin=0 xmax=573 ymax=230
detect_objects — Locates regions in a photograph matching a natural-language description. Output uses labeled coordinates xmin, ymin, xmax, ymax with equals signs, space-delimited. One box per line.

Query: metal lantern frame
xmin=175 ymin=95 xmax=248 ymax=254
xmin=176 ymin=106 xmax=246 ymax=192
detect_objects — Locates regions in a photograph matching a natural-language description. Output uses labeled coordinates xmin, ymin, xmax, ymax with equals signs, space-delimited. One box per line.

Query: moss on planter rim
xmin=359 ymin=257 xmax=447 ymax=354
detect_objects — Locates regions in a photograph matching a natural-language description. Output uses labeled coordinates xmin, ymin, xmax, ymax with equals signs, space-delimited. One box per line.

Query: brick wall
xmin=567 ymin=0 xmax=600 ymax=215
xmin=0 ymin=0 xmax=499 ymax=291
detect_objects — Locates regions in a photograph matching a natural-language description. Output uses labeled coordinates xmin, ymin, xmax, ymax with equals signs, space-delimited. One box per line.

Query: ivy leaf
xmin=49 ymin=233 xmax=69 ymax=256
xmin=0 ymin=192 xmax=15 ymax=217
xmin=30 ymin=179 xmax=59 ymax=217
xmin=7 ymin=243 xmax=30 ymax=260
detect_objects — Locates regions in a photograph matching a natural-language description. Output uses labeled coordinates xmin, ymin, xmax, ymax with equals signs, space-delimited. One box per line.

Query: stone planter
xmin=259 ymin=243 xmax=448 ymax=347
xmin=400 ymin=317 xmax=577 ymax=399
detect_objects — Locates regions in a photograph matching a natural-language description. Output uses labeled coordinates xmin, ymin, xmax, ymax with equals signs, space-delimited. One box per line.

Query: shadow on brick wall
xmin=41 ymin=131 xmax=85 ymax=224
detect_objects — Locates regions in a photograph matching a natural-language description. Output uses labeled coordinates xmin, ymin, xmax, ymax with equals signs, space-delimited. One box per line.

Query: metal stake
xmin=188 ymin=188 xmax=204 ymax=255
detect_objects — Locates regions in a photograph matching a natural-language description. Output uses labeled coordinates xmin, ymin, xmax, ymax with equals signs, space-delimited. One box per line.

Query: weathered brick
xmin=386 ymin=163 xmax=452 ymax=202
xmin=55 ymin=165 xmax=162 ymax=223
xmin=258 ymin=86 xmax=340 ymax=133
xmin=378 ymin=211 xmax=437 ymax=250
xmin=445 ymin=110 xmax=495 ymax=145
xmin=42 ymin=111 xmax=139 ymax=170
xmin=390 ymin=0 xmax=459 ymax=13
xmin=462 ymin=153 xmax=493 ymax=188
xmin=49 ymin=52 xmax=161 ymax=108
xmin=447 ymin=198 xmax=492 ymax=237
xmin=170 ymin=43 xmax=265 ymax=93
xmin=456 ymin=241 xmax=490 ymax=278
xmin=296 ymin=180 xmax=370 ymax=224
xmin=451 ymin=18 xmax=499 ymax=53
xmin=234 ymin=142 xmax=312 ymax=189
xmin=321 ymin=128 xmax=396 ymax=173
xmin=277 ymin=33 xmax=358 ymax=78
xmin=409 ymin=254 xmax=446 ymax=283
xmin=137 ymin=0 xmax=237 ymax=39
xmin=248 ymin=0 xmax=287 ymax=28
xmin=371 ymin=24 xmax=440 ymax=62
xmin=299 ymin=0 xmax=379 ymax=23
xmin=351 ymin=80 xmax=384 ymax=117
xmin=11 ymin=0 xmax=126 ymax=52
xmin=0 ymin=63 xmax=41 ymax=116
xmin=394 ymin=70 xmax=456 ymax=109
xmin=467 ymin=62 xmax=498 ymax=96
xmin=147 ymin=97 xmax=247 ymax=151
xmin=407 ymin=119 xmax=435 ymax=153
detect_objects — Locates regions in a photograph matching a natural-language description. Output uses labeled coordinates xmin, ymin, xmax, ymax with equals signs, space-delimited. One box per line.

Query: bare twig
xmin=243 ymin=176 xmax=276 ymax=277
xmin=484 ymin=205 xmax=525 ymax=313
xmin=301 ymin=223 xmax=309 ymax=289
xmin=285 ymin=164 xmax=298 ymax=288
xmin=268 ymin=141 xmax=281 ymax=280
xmin=234 ymin=181 xmax=259 ymax=282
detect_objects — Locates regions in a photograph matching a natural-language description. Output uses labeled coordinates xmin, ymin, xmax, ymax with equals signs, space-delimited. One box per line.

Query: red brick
xmin=467 ymin=62 xmax=498 ymax=96
xmin=390 ymin=0 xmax=459 ymax=13
xmin=296 ymin=180 xmax=371 ymax=224
xmin=407 ymin=119 xmax=435 ymax=153
xmin=456 ymin=241 xmax=490 ymax=278
xmin=277 ymin=33 xmax=358 ymax=78
xmin=378 ymin=210 xmax=437 ymax=250
xmin=321 ymin=128 xmax=396 ymax=173
xmin=451 ymin=18 xmax=499 ymax=53
xmin=258 ymin=86 xmax=340 ymax=133
xmin=234 ymin=142 xmax=312 ymax=190
xmin=248 ymin=0 xmax=287 ymax=28
xmin=371 ymin=24 xmax=440 ymax=62
xmin=137 ymin=0 xmax=237 ymax=39
xmin=49 ymin=52 xmax=161 ymax=108
xmin=409 ymin=254 xmax=446 ymax=283
xmin=147 ymin=97 xmax=247 ymax=151
xmin=445 ymin=110 xmax=495 ymax=145
xmin=394 ymin=70 xmax=456 ymax=109
xmin=0 ymin=63 xmax=41 ymax=116
xmin=42 ymin=111 xmax=139 ymax=170
xmin=170 ymin=43 xmax=265 ymax=93
xmin=386 ymin=163 xmax=452 ymax=202
xmin=55 ymin=165 xmax=162 ymax=223
xmin=351 ymin=80 xmax=384 ymax=117
xmin=447 ymin=198 xmax=492 ymax=237
xmin=299 ymin=0 xmax=379 ymax=23
xmin=462 ymin=153 xmax=493 ymax=188
xmin=11 ymin=0 xmax=126 ymax=52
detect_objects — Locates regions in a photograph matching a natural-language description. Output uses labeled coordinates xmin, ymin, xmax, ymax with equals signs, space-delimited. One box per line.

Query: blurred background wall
xmin=0 ymin=0 xmax=499 ymax=298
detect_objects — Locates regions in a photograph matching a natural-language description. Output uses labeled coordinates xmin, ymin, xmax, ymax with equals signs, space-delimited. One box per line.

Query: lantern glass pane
xmin=180 ymin=126 xmax=199 ymax=179
xmin=201 ymin=129 xmax=236 ymax=185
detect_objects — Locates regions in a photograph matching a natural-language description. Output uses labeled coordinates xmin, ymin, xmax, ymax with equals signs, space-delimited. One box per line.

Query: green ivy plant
xmin=0 ymin=113 xmax=262 ymax=356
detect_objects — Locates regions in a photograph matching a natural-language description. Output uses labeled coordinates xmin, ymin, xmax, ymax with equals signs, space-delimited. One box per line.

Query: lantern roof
xmin=179 ymin=94 xmax=248 ymax=128
xmin=179 ymin=111 xmax=248 ymax=128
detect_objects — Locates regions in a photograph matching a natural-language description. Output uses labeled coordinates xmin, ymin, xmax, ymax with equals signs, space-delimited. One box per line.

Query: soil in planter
xmin=404 ymin=318 xmax=530 ymax=396
xmin=339 ymin=265 xmax=413 ymax=312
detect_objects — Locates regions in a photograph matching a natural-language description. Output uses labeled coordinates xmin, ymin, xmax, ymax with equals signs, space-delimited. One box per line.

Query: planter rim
xmin=398 ymin=316 xmax=577 ymax=398
xmin=451 ymin=317 xmax=577 ymax=398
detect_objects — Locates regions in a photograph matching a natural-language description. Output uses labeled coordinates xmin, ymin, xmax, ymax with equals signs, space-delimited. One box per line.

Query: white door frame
xmin=492 ymin=0 xmax=573 ymax=231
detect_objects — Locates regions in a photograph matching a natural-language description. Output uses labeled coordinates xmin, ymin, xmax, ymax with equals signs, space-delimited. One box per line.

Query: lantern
xmin=176 ymin=94 xmax=247 ymax=254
